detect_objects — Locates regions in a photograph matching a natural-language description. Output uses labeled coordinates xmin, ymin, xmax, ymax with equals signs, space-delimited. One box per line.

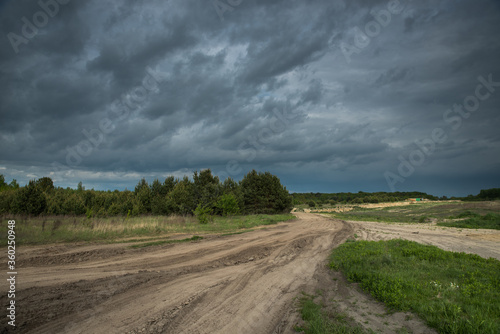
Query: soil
xmin=1 ymin=212 xmax=498 ymax=333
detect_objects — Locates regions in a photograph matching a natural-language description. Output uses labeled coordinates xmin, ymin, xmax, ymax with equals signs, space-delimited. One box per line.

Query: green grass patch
xmin=130 ymin=235 xmax=203 ymax=248
xmin=295 ymin=293 xmax=371 ymax=334
xmin=0 ymin=214 xmax=295 ymax=246
xmin=437 ymin=213 xmax=500 ymax=230
xmin=329 ymin=239 xmax=500 ymax=333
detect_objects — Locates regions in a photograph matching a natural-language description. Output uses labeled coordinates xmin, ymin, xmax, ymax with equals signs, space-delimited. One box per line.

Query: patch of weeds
xmin=296 ymin=292 xmax=370 ymax=334
xmin=438 ymin=212 xmax=500 ymax=230
xmin=418 ymin=216 xmax=429 ymax=223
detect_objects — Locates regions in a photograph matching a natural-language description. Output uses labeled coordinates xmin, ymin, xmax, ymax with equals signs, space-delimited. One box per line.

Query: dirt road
xmin=2 ymin=213 xmax=353 ymax=333
xmin=1 ymin=213 xmax=498 ymax=333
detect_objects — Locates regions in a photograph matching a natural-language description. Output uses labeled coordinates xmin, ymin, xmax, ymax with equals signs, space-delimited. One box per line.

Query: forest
xmin=0 ymin=170 xmax=293 ymax=217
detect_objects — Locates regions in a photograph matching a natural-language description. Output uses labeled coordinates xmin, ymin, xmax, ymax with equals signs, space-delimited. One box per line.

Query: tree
xmin=36 ymin=177 xmax=55 ymax=193
xmin=167 ymin=177 xmax=195 ymax=215
xmin=163 ymin=176 xmax=177 ymax=194
xmin=240 ymin=170 xmax=293 ymax=214
xmin=134 ymin=178 xmax=152 ymax=213
xmin=77 ymin=181 xmax=85 ymax=192
xmin=193 ymin=169 xmax=221 ymax=210
xmin=9 ymin=179 xmax=19 ymax=189
xmin=13 ymin=180 xmax=47 ymax=215
xmin=0 ymin=175 xmax=7 ymax=191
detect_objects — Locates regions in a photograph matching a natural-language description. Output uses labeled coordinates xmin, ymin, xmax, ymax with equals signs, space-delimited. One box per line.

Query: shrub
xmin=216 ymin=193 xmax=240 ymax=216
xmin=194 ymin=204 xmax=212 ymax=224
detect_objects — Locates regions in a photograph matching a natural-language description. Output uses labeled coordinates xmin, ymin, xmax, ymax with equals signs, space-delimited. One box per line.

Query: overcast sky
xmin=1 ymin=0 xmax=499 ymax=196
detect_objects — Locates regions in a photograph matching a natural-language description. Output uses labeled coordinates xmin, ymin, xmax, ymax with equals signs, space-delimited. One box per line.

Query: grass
xmin=322 ymin=201 xmax=500 ymax=229
xmin=329 ymin=239 xmax=500 ymax=334
xmin=437 ymin=212 xmax=500 ymax=230
xmin=0 ymin=214 xmax=296 ymax=246
xmin=294 ymin=292 xmax=371 ymax=334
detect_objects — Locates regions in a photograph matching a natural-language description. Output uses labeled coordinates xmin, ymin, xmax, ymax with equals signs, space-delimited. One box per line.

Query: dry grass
xmin=0 ymin=213 xmax=295 ymax=246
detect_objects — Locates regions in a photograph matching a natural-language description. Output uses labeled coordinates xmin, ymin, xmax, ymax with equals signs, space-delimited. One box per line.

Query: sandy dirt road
xmin=1 ymin=213 xmax=353 ymax=334
xmin=1 ymin=213 xmax=498 ymax=334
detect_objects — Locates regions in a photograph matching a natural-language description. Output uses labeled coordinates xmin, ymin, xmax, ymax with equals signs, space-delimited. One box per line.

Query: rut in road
xmin=2 ymin=213 xmax=353 ymax=334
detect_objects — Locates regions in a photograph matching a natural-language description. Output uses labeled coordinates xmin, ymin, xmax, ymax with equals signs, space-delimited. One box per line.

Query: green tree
xmin=163 ymin=176 xmax=177 ymax=194
xmin=167 ymin=177 xmax=195 ymax=215
xmin=36 ymin=177 xmax=54 ymax=193
xmin=13 ymin=180 xmax=47 ymax=215
xmin=134 ymin=178 xmax=152 ymax=213
xmin=193 ymin=169 xmax=221 ymax=210
xmin=0 ymin=174 xmax=7 ymax=191
xmin=240 ymin=170 xmax=292 ymax=214
xmin=9 ymin=179 xmax=19 ymax=189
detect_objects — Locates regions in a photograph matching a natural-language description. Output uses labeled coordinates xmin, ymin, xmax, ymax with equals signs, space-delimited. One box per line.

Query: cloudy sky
xmin=1 ymin=0 xmax=499 ymax=196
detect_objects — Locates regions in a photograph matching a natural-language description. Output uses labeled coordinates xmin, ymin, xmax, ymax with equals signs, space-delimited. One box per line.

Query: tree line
xmin=0 ymin=170 xmax=293 ymax=217
xmin=292 ymin=191 xmax=438 ymax=207
xmin=293 ymin=188 xmax=500 ymax=207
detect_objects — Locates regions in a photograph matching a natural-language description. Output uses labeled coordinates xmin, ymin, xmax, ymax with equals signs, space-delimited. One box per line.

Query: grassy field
xmin=0 ymin=214 xmax=295 ymax=246
xmin=329 ymin=239 xmax=500 ymax=334
xmin=319 ymin=201 xmax=500 ymax=229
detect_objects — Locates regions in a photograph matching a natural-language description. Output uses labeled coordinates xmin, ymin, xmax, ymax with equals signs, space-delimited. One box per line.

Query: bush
xmin=194 ymin=204 xmax=212 ymax=224
xmin=216 ymin=193 xmax=240 ymax=216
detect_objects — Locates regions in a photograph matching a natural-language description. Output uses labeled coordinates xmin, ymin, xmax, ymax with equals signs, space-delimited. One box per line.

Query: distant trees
xmin=292 ymin=188 xmax=500 ymax=206
xmin=462 ymin=188 xmax=500 ymax=201
xmin=478 ymin=188 xmax=500 ymax=200
xmin=292 ymin=191 xmax=439 ymax=206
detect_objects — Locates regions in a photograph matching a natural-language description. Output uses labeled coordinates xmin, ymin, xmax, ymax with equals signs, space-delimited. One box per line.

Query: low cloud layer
xmin=1 ymin=0 xmax=499 ymax=196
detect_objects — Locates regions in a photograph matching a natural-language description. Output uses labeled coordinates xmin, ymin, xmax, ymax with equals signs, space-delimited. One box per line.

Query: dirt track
xmin=1 ymin=213 xmax=499 ymax=333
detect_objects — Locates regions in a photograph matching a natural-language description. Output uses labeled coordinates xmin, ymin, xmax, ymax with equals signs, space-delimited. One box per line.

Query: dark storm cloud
xmin=0 ymin=0 xmax=499 ymax=196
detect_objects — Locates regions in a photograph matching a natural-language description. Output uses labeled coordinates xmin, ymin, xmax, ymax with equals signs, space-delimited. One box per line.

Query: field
xmin=314 ymin=200 xmax=500 ymax=229
xmin=0 ymin=214 xmax=295 ymax=247
xmin=1 ymin=203 xmax=499 ymax=333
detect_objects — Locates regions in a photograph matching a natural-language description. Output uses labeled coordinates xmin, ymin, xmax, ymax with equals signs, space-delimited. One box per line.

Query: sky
xmin=1 ymin=0 xmax=499 ymax=197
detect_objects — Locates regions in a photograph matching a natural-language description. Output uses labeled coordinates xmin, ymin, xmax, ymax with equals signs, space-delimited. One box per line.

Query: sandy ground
xmin=346 ymin=218 xmax=500 ymax=260
xmin=1 ymin=212 xmax=498 ymax=333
